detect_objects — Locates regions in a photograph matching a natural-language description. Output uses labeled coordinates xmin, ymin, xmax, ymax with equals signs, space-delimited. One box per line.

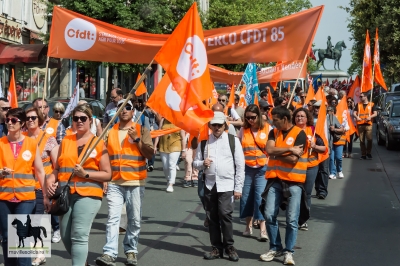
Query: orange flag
xmin=210 ymin=82 xmax=218 ymax=107
xmin=373 ymin=28 xmax=388 ymax=91
xmin=198 ymin=124 xmax=210 ymax=142
xmin=154 ymin=2 xmax=212 ymax=115
xmin=336 ymin=95 xmax=357 ymax=141
xmin=134 ymin=73 xmax=147 ymax=96
xmin=305 ymin=83 xmax=315 ymax=104
xmin=267 ymin=88 xmax=274 ymax=107
xmin=7 ymin=69 xmax=18 ymax=108
xmin=150 ymin=127 xmax=181 ymax=139
xmin=254 ymin=92 xmax=259 ymax=107
xmin=314 ymin=96 xmax=328 ymax=148
xmin=226 ymin=83 xmax=235 ymax=109
xmin=348 ymin=75 xmax=361 ymax=105
xmin=147 ymin=74 xmax=213 ymax=136
xmin=238 ymin=85 xmax=247 ymax=109
xmin=314 ymin=87 xmax=325 ymax=102
xmin=361 ymin=30 xmax=373 ymax=93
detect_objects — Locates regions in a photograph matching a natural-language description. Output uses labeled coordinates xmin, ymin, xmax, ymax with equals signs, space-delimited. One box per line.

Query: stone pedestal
xmin=310 ymin=70 xmax=350 ymax=83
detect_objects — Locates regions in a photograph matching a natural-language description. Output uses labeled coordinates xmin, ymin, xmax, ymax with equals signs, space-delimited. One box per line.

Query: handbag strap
xmin=37 ymin=131 xmax=47 ymax=147
xmin=65 ymin=136 xmax=96 ymax=184
xmin=250 ymin=129 xmax=266 ymax=155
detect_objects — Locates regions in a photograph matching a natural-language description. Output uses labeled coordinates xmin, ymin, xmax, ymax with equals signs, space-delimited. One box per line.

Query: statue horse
xmin=313 ymin=40 xmax=347 ymax=70
xmin=11 ymin=216 xmax=47 ymax=248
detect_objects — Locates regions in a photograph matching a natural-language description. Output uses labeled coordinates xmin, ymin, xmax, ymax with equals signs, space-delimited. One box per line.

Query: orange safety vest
xmin=66 ymin=128 xmax=76 ymax=136
xmin=357 ymin=102 xmax=374 ymax=125
xmin=58 ymin=135 xmax=104 ymax=198
xmin=43 ymin=118 xmax=59 ymax=138
xmin=0 ymin=136 xmax=37 ymax=200
xmin=274 ymin=126 xmax=308 ymax=183
xmin=302 ymin=126 xmax=320 ymax=168
xmin=294 ymin=102 xmax=305 ymax=110
xmin=107 ymin=123 xmax=147 ymax=181
xmin=265 ymin=128 xmax=277 ymax=179
xmin=242 ymin=124 xmax=269 ymax=167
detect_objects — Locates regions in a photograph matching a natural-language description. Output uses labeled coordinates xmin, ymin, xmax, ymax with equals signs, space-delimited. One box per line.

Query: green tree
xmin=341 ymin=0 xmax=400 ymax=83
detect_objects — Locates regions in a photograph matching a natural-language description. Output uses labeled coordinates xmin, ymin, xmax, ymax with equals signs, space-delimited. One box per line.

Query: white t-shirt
xmin=229 ymin=108 xmax=241 ymax=120
xmin=90 ymin=118 xmax=100 ymax=135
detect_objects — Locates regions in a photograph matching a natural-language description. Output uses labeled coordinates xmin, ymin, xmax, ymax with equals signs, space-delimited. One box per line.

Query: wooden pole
xmin=42 ymin=56 xmax=50 ymax=108
xmin=279 ymin=80 xmax=282 ymax=97
xmin=79 ymin=59 xmax=154 ymax=164
xmin=287 ymin=53 xmax=308 ymax=109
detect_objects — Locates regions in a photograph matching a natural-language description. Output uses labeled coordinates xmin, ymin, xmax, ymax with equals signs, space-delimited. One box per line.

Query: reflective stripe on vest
xmin=357 ymin=103 xmax=374 ymax=125
xmin=242 ymin=124 xmax=270 ymax=167
xmin=107 ymin=123 xmax=147 ymax=181
xmin=57 ymin=135 xmax=104 ymax=198
xmin=334 ymin=134 xmax=346 ymax=146
xmin=0 ymin=136 xmax=37 ymax=200
xmin=274 ymin=127 xmax=307 ymax=183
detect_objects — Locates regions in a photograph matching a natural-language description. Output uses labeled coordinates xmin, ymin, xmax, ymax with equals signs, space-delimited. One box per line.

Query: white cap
xmin=209 ymin=111 xmax=226 ymax=124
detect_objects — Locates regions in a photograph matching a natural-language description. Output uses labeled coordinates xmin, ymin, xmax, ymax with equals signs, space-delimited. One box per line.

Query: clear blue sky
xmin=309 ymin=0 xmax=353 ymax=74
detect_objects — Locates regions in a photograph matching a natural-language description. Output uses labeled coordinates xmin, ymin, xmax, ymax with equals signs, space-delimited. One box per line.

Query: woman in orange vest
xmin=238 ymin=104 xmax=270 ymax=241
xmin=292 ymin=108 xmax=327 ymax=230
xmin=0 ymin=108 xmax=45 ymax=266
xmin=45 ymin=105 xmax=111 ymax=266
xmin=25 ymin=107 xmax=60 ymax=266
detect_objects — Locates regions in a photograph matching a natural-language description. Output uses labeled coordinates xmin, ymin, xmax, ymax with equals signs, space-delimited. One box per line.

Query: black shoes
xmin=225 ymin=246 xmax=239 ymax=262
xmin=366 ymin=154 xmax=373 ymax=159
xmin=317 ymin=194 xmax=326 ymax=200
xmin=204 ymin=247 xmax=223 ymax=260
xmin=360 ymin=156 xmax=367 ymax=160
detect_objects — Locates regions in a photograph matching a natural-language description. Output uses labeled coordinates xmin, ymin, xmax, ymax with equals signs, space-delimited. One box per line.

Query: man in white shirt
xmin=193 ymin=111 xmax=245 ymax=262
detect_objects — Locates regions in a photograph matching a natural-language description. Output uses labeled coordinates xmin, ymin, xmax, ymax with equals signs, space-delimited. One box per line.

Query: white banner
xmin=62 ymin=83 xmax=79 ymax=118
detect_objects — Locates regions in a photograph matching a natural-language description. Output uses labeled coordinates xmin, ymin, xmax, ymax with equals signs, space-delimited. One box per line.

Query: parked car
xmin=391 ymin=83 xmax=400 ymax=92
xmin=376 ymin=100 xmax=400 ymax=150
xmin=373 ymin=91 xmax=400 ymax=124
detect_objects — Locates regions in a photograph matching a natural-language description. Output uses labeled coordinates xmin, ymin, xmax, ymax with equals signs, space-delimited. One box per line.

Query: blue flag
xmin=312 ymin=74 xmax=322 ymax=93
xmin=243 ymin=63 xmax=259 ymax=105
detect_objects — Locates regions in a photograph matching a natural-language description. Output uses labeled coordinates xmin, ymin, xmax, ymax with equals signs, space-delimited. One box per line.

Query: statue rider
xmin=327 ymin=36 xmax=333 ymax=58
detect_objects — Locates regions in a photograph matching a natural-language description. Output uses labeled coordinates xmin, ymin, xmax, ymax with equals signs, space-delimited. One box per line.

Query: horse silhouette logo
xmin=11 ymin=214 xmax=47 ymax=248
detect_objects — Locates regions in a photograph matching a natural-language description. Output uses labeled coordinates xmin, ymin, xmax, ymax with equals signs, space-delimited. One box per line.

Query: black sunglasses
xmin=73 ymin=116 xmax=89 ymax=122
xmin=300 ymin=96 xmax=306 ymax=98
xmin=54 ymin=110 xmax=64 ymax=114
xmin=26 ymin=116 xmax=38 ymax=121
xmin=263 ymin=107 xmax=270 ymax=111
xmin=218 ymin=99 xmax=226 ymax=102
xmin=118 ymin=105 xmax=133 ymax=111
xmin=1 ymin=107 xmax=11 ymax=111
xmin=6 ymin=117 xmax=21 ymax=124
xmin=245 ymin=115 xmax=257 ymax=120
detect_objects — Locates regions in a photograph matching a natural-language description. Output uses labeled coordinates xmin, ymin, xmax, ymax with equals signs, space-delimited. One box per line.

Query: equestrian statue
xmin=313 ymin=36 xmax=347 ymax=70
xmin=11 ymin=215 xmax=47 ymax=248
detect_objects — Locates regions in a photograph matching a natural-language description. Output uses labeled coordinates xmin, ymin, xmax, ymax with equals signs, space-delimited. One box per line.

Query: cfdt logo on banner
xmin=65 ymin=18 xmax=96 ymax=51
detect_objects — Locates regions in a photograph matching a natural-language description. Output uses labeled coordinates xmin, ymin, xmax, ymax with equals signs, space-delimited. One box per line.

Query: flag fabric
xmin=243 ymin=63 xmax=259 ymax=105
xmin=0 ymin=80 xmax=4 ymax=98
xmin=7 ymin=69 xmax=18 ymax=108
xmin=134 ymin=73 xmax=147 ymax=96
xmin=361 ymin=30 xmax=373 ymax=93
xmin=62 ymin=83 xmax=80 ymax=119
xmin=226 ymin=83 xmax=235 ymax=109
xmin=238 ymin=86 xmax=248 ymax=109
xmin=254 ymin=92 xmax=259 ymax=107
xmin=267 ymin=87 xmax=274 ymax=107
xmin=305 ymin=83 xmax=315 ymax=105
xmin=314 ymin=87 xmax=325 ymax=102
xmin=336 ymin=95 xmax=357 ymax=141
xmin=313 ymin=74 xmax=322 ymax=93
xmin=154 ymin=2 xmax=212 ymax=115
xmin=147 ymin=74 xmax=213 ymax=136
xmin=348 ymin=75 xmax=361 ymax=105
xmin=314 ymin=96 xmax=328 ymax=148
xmin=150 ymin=127 xmax=181 ymax=139
xmin=373 ymin=28 xmax=388 ymax=91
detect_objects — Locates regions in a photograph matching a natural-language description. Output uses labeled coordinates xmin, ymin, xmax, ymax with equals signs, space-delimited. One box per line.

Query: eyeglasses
xmin=300 ymin=96 xmax=306 ymax=98
xmin=26 ymin=116 xmax=38 ymax=121
xmin=54 ymin=110 xmax=64 ymax=114
xmin=110 ymin=96 xmax=119 ymax=100
xmin=262 ymin=107 xmax=270 ymax=111
xmin=6 ymin=117 xmax=21 ymax=124
xmin=72 ymin=116 xmax=89 ymax=122
xmin=37 ymin=105 xmax=48 ymax=109
xmin=0 ymin=107 xmax=11 ymax=111
xmin=245 ymin=115 xmax=257 ymax=120
xmin=211 ymin=123 xmax=224 ymax=128
xmin=118 ymin=105 xmax=133 ymax=111
xmin=347 ymin=101 xmax=353 ymax=103
xmin=314 ymin=106 xmax=320 ymax=109
xmin=218 ymin=99 xmax=226 ymax=103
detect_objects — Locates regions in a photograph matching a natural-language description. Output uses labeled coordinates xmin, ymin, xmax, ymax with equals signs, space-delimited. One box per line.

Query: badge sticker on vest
xmin=286 ymin=137 xmax=294 ymax=145
xmin=89 ymin=149 xmax=97 ymax=158
xmin=128 ymin=137 xmax=134 ymax=144
xmin=367 ymin=106 xmax=371 ymax=110
xmin=46 ymin=127 xmax=55 ymax=135
xmin=22 ymin=150 xmax=32 ymax=161
xmin=259 ymin=133 xmax=267 ymax=139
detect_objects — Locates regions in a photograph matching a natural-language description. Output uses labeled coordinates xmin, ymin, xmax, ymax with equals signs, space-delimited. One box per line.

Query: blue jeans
xmin=33 ymin=190 xmax=59 ymax=231
xmin=0 ymin=200 xmax=35 ymax=266
xmin=304 ymin=166 xmax=319 ymax=210
xmin=263 ymin=181 xmax=302 ymax=253
xmin=240 ymin=165 xmax=267 ymax=220
xmin=103 ymin=184 xmax=145 ymax=257
xmin=329 ymin=145 xmax=343 ymax=175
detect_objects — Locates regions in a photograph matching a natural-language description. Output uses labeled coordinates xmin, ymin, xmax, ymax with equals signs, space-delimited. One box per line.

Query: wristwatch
xmin=134 ymin=138 xmax=140 ymax=143
xmin=84 ymin=172 xmax=89 ymax=179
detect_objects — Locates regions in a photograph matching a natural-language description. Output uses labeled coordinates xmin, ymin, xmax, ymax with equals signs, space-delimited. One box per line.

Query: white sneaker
xmin=166 ymin=185 xmax=174 ymax=193
xmin=329 ymin=174 xmax=336 ymax=179
xmin=176 ymin=165 xmax=180 ymax=171
xmin=338 ymin=172 xmax=344 ymax=179
xmin=52 ymin=229 xmax=61 ymax=243
xmin=260 ymin=250 xmax=283 ymax=262
xmin=283 ymin=252 xmax=295 ymax=265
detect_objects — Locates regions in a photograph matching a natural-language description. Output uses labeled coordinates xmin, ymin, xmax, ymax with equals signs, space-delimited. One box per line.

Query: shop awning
xmin=0 ymin=44 xmax=47 ymax=64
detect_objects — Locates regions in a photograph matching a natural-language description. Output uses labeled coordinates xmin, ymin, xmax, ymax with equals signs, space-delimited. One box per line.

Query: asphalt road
xmin=1 ymin=129 xmax=400 ymax=265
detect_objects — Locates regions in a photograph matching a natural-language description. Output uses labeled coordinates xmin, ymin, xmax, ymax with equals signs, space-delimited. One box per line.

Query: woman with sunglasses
xmin=45 ymin=105 xmax=111 ymax=266
xmin=343 ymin=97 xmax=356 ymax=158
xmin=52 ymin=102 xmax=69 ymax=129
xmin=292 ymin=108 xmax=327 ymax=230
xmin=0 ymin=108 xmax=46 ymax=266
xmin=78 ymin=101 xmax=103 ymax=137
xmin=25 ymin=107 xmax=60 ymax=266
xmin=237 ymin=104 xmax=271 ymax=241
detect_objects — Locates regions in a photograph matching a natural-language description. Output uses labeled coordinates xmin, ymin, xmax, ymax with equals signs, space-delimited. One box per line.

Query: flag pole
xmin=287 ymin=53 xmax=308 ymax=109
xmin=79 ymin=59 xmax=154 ymax=164
xmin=42 ymin=56 xmax=50 ymax=109
xmin=279 ymin=80 xmax=282 ymax=97
xmin=369 ymin=62 xmax=375 ymax=115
